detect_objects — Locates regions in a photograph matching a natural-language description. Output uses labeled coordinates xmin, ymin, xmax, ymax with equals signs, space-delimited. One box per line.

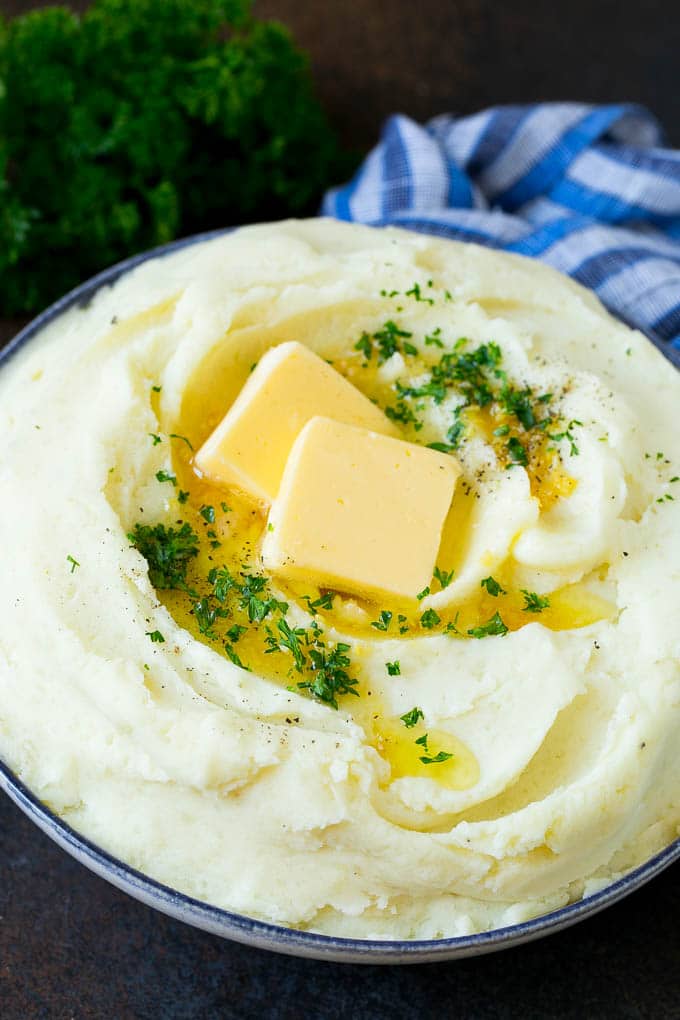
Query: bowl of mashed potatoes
xmin=0 ymin=219 xmax=678 ymax=963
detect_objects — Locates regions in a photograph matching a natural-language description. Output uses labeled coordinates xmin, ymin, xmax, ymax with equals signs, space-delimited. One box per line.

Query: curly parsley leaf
xmin=0 ymin=0 xmax=344 ymax=314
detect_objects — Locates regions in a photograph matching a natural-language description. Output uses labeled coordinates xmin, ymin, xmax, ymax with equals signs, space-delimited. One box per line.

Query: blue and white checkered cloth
xmin=322 ymin=104 xmax=680 ymax=353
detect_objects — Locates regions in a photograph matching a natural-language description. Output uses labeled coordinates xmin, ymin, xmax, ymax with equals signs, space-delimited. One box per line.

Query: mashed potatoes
xmin=0 ymin=219 xmax=678 ymax=939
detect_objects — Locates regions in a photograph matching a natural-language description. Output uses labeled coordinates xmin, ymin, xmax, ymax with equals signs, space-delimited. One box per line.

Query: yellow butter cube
xmin=261 ymin=417 xmax=461 ymax=602
xmin=195 ymin=341 xmax=396 ymax=504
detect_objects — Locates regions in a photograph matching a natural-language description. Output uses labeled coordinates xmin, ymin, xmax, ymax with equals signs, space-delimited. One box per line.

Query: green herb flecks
xmin=297 ymin=641 xmax=359 ymax=710
xmin=193 ymin=596 xmax=227 ymax=640
xmin=155 ymin=469 xmax=177 ymax=485
xmin=400 ymin=706 xmax=423 ymax=728
xmin=420 ymin=608 xmax=441 ymax=630
xmin=480 ymin=576 xmax=506 ymax=597
xmin=414 ymin=732 xmax=453 ymax=765
xmin=355 ymin=321 xmax=418 ymax=365
xmin=128 ymin=521 xmax=199 ymax=590
xmin=224 ymin=643 xmax=249 ymax=670
xmin=467 ymin=612 xmax=509 ymax=638
xmin=420 ymin=750 xmax=454 ymax=765
xmin=506 ymin=436 xmax=528 ymax=467
xmin=433 ymin=566 xmax=454 ymax=589
xmin=169 ymin=433 xmax=194 ymax=451
xmin=371 ymin=610 xmax=393 ymax=632
xmin=548 ymin=419 xmax=583 ymax=457
xmin=521 ymin=590 xmax=550 ymax=613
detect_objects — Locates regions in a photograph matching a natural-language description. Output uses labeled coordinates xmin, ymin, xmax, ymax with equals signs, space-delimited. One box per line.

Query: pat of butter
xmin=195 ymin=341 xmax=396 ymax=503
xmin=262 ymin=416 xmax=461 ymax=602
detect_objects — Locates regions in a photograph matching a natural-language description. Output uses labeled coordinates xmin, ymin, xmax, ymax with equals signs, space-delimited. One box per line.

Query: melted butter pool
xmin=148 ymin=333 xmax=614 ymax=789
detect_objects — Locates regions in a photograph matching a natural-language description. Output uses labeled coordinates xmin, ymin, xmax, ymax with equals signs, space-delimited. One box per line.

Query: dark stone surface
xmin=1 ymin=2 xmax=679 ymax=1016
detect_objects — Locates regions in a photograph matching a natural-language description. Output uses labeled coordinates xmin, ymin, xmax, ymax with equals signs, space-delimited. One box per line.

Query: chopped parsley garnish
xmin=414 ymin=731 xmax=454 ymax=764
xmin=397 ymin=614 xmax=409 ymax=634
xmin=506 ymin=436 xmax=528 ymax=467
xmin=354 ymin=332 xmax=372 ymax=360
xmin=548 ymin=419 xmax=582 ymax=457
xmin=236 ymin=573 xmax=287 ymax=624
xmin=424 ymin=328 xmax=444 ymax=348
xmin=400 ymin=706 xmax=423 ymax=728
xmin=145 ymin=630 xmax=165 ymax=643
xmin=149 ymin=433 xmax=162 ymax=446
xmin=200 ymin=504 xmax=216 ymax=523
xmin=224 ymin=643 xmax=248 ymax=670
xmin=355 ymin=321 xmax=418 ymax=364
xmin=445 ymin=417 xmax=466 ymax=449
xmin=420 ymin=750 xmax=454 ymax=765
xmin=193 ymin=597 xmax=227 ymax=640
xmin=416 ymin=586 xmax=430 ymax=600
xmin=371 ymin=610 xmax=393 ymax=632
xmin=386 ymin=660 xmax=401 ymax=676
xmin=420 ymin=608 xmax=441 ymax=629
xmin=480 ymin=576 xmax=506 ymax=597
xmin=405 ymin=282 xmax=434 ymax=305
xmin=268 ymin=618 xmax=306 ymax=671
xmin=297 ymin=642 xmax=359 ymax=710
xmin=221 ymin=501 xmax=233 ymax=512
xmin=169 ymin=433 xmax=194 ymax=450
xmin=178 ymin=490 xmax=190 ymax=504
xmin=498 ymin=383 xmax=537 ymax=431
xmin=66 ymin=554 xmax=80 ymax=573
xmin=385 ymin=400 xmax=423 ymax=429
xmin=398 ymin=339 xmax=502 ymax=409
xmin=444 ymin=615 xmax=462 ymax=636
xmin=304 ymin=592 xmax=335 ymax=613
xmin=433 ymin=566 xmax=454 ymax=589
xmin=379 ymin=337 xmax=567 ymax=471
xmin=128 ymin=521 xmax=199 ymax=589
xmin=155 ymin=469 xmax=176 ymax=485
xmin=427 ymin=441 xmax=458 ymax=454
xmin=226 ymin=624 xmax=247 ymax=643
xmin=467 ymin=612 xmax=508 ymax=638
xmin=521 ymin=590 xmax=550 ymax=613
xmin=208 ymin=566 xmax=238 ymax=602
xmin=151 ymin=385 xmax=162 ymax=393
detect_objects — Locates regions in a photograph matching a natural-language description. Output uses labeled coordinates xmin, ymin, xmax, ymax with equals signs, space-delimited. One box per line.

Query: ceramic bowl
xmin=1 ymin=230 xmax=678 ymax=964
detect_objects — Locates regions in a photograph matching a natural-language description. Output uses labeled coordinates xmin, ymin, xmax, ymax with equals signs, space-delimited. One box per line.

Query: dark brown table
xmin=1 ymin=2 xmax=679 ymax=1017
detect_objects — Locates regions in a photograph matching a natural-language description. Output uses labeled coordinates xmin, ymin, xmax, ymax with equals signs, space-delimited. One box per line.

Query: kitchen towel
xmin=323 ymin=104 xmax=680 ymax=353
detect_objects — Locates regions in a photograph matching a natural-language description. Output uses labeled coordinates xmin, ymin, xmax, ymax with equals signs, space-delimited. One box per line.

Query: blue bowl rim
xmin=1 ymin=225 xmax=678 ymax=963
